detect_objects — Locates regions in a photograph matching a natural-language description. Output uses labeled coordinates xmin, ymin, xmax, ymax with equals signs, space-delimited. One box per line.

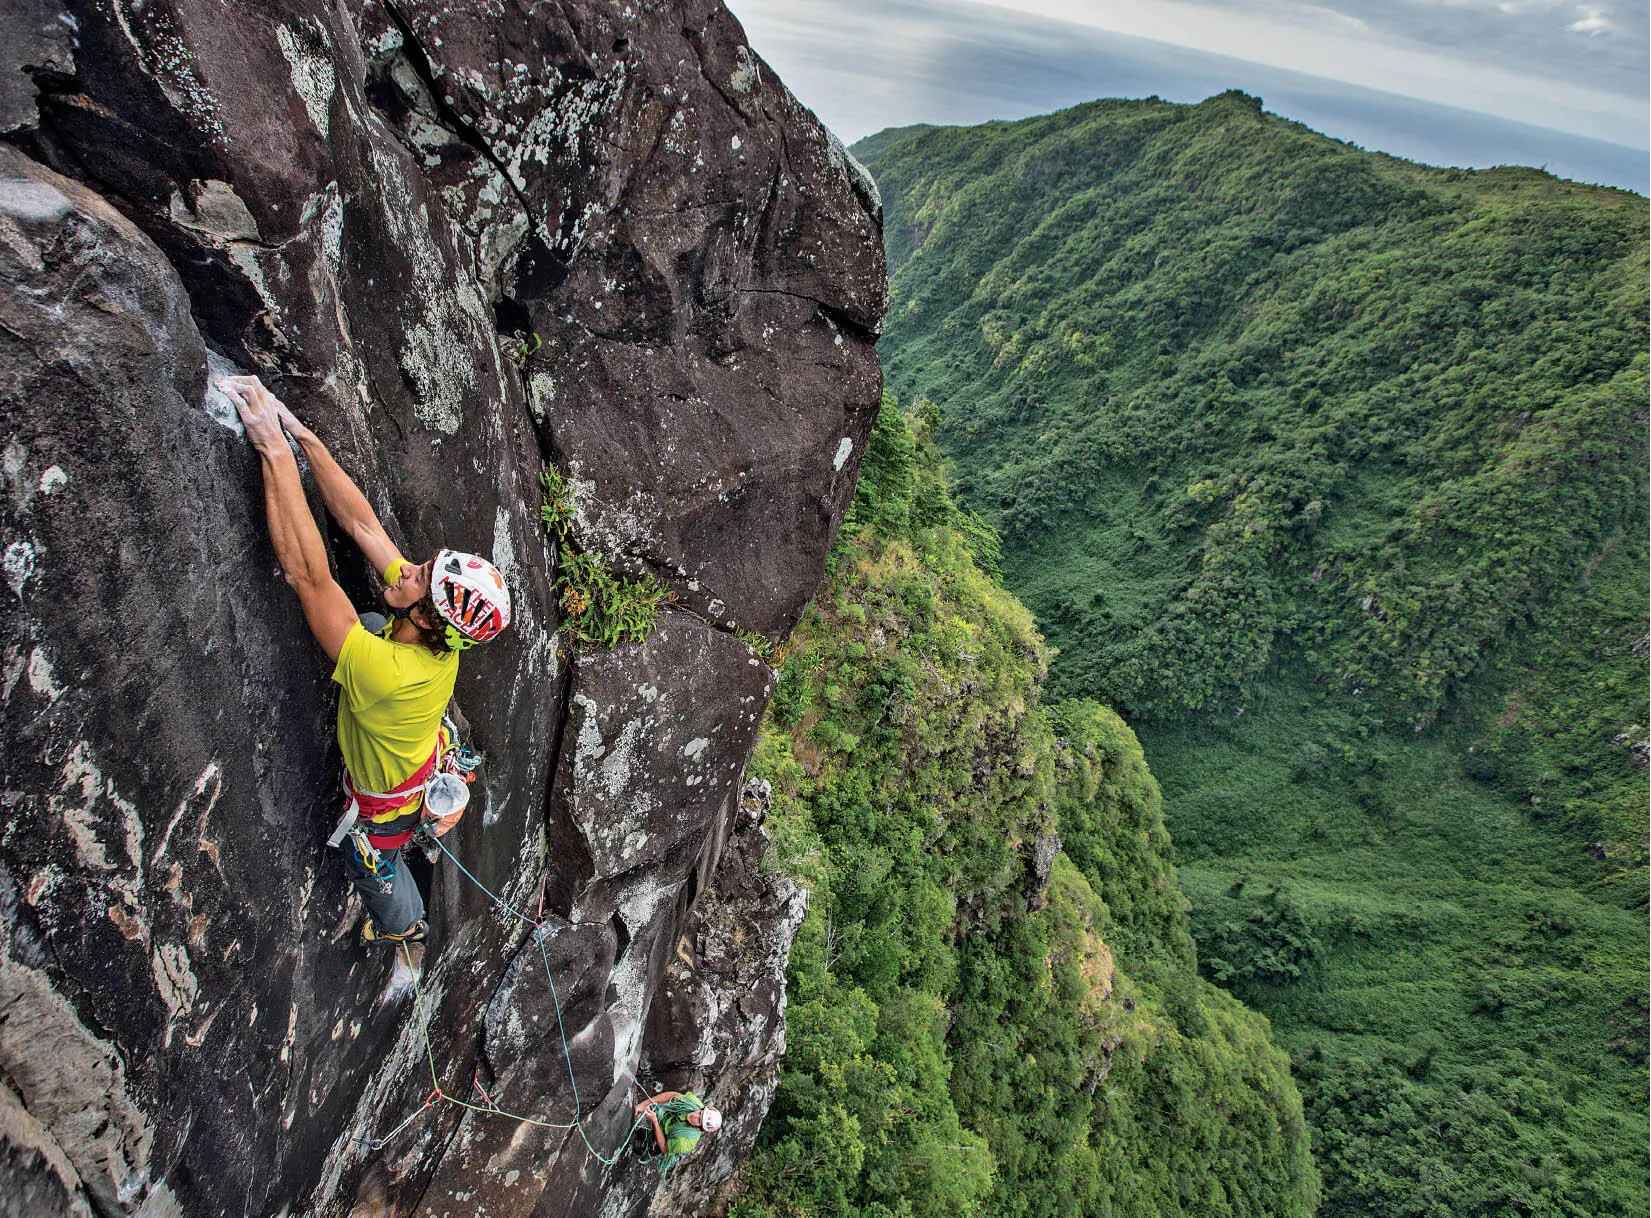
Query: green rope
xmin=353 ymin=837 xmax=652 ymax=1169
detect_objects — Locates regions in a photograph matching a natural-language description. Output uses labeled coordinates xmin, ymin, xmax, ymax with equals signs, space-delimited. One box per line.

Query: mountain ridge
xmin=856 ymin=92 xmax=1648 ymax=1217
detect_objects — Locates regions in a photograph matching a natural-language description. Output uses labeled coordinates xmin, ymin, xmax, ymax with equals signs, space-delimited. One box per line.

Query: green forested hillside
xmin=855 ymin=94 xmax=1648 ymax=1218
xmin=730 ymin=402 xmax=1318 ymax=1218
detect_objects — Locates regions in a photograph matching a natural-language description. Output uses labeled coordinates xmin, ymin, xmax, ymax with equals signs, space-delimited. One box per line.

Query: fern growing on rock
xmin=540 ymin=466 xmax=665 ymax=647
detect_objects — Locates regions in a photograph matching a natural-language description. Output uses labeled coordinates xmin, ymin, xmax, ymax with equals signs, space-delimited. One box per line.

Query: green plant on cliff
xmin=730 ymin=400 xmax=1318 ymax=1218
xmin=856 ymin=95 xmax=1648 ymax=1218
xmin=539 ymin=466 xmax=665 ymax=646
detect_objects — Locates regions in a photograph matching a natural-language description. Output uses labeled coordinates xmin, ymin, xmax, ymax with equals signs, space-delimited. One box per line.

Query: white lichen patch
xmin=276 ymin=24 xmax=336 ymax=138
xmin=151 ymin=943 xmax=200 ymax=1042
xmin=476 ymin=190 xmax=529 ymax=289
xmin=279 ymin=1002 xmax=298 ymax=1063
xmin=662 ymin=106 xmax=692 ymax=157
xmin=1 ymin=646 xmax=25 ymax=703
xmin=50 ymin=741 xmax=146 ymax=903
xmin=399 ymin=314 xmax=473 ymax=436
xmin=496 ymin=66 xmax=627 ymax=195
xmin=2 ymin=440 xmax=30 ymax=510
xmin=310 ymin=183 xmax=345 ymax=270
xmin=569 ymin=476 xmax=663 ymax=561
xmin=572 ymin=692 xmax=606 ymax=766
xmin=39 ymin=466 xmax=67 ymax=495
xmin=559 ymin=200 xmax=605 ymax=259
xmin=824 ymin=125 xmax=882 ymax=219
xmin=597 ymin=717 xmax=650 ymax=802
xmin=152 ymin=763 xmax=221 ymax=866
xmin=526 ymin=370 xmax=558 ymax=424
xmin=363 ymin=139 xmax=482 ymax=436
xmin=226 ymin=245 xmax=275 ymax=316
xmin=109 ymin=0 xmax=225 ymax=141
xmin=56 ymin=743 xmax=113 ymax=871
xmin=27 ymin=647 xmax=63 ymax=701
xmin=491 ymin=505 xmax=521 ymax=604
xmin=4 ymin=539 xmax=36 ymax=597
xmin=833 ymin=436 xmax=853 ymax=471
xmin=728 ymin=44 xmax=759 ymax=94
xmin=109 ymin=781 xmax=145 ymax=887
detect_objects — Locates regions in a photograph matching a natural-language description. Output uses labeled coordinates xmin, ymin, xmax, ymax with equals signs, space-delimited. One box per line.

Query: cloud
xmin=956 ymin=0 xmax=1645 ymax=144
xmin=1222 ymin=1 xmax=1643 ymax=91
xmin=727 ymin=0 xmax=1647 ymax=190
xmin=1568 ymin=5 xmax=1613 ymax=35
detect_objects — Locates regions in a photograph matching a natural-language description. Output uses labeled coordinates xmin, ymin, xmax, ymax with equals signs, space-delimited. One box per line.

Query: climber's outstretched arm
xmin=222 ymin=377 xmax=358 ymax=661
xmin=268 ymin=397 xmax=404 ymax=580
xmin=634 ymin=1091 xmax=682 ymax=1154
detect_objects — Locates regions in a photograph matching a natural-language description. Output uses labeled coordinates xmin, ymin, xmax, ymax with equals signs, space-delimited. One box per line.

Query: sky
xmin=725 ymin=0 xmax=1649 ymax=193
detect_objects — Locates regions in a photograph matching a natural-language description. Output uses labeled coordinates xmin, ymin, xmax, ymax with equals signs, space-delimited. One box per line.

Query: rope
xmin=351 ymin=836 xmax=652 ymax=1168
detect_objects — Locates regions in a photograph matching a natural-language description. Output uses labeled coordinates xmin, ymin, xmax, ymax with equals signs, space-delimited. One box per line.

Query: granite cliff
xmin=0 ymin=1 xmax=884 ymax=1214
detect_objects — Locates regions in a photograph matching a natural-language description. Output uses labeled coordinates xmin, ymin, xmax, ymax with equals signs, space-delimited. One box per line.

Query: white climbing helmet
xmin=431 ymin=549 xmax=512 ymax=650
xmin=700 ymin=1106 xmax=722 ymax=1133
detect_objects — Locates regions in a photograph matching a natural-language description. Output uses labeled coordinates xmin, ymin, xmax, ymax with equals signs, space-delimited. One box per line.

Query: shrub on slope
xmin=729 ymin=401 xmax=1318 ymax=1218
xmin=861 ymin=92 xmax=1647 ymax=809
xmin=855 ymin=94 xmax=1649 ymax=1218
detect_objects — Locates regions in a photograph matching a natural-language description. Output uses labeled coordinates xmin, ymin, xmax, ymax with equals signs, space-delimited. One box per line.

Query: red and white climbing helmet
xmin=700 ymin=1107 xmax=723 ymax=1133
xmin=431 ymin=549 xmax=511 ymax=650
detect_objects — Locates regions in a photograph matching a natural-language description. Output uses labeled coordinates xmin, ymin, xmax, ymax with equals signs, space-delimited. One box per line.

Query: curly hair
xmin=406 ymin=593 xmax=454 ymax=656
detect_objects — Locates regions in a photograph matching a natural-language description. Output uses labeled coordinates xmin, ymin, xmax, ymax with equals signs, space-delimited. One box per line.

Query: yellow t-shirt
xmin=332 ymin=564 xmax=457 ymax=804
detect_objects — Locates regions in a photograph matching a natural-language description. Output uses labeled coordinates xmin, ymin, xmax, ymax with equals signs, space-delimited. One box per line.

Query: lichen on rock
xmin=0 ymin=2 xmax=884 ymax=1215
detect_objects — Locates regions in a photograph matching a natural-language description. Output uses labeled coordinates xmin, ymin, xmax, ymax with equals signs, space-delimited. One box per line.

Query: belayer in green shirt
xmin=634 ymin=1089 xmax=723 ymax=1168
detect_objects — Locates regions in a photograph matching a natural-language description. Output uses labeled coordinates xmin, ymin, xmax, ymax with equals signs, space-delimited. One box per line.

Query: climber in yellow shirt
xmin=221 ymin=375 xmax=512 ymax=946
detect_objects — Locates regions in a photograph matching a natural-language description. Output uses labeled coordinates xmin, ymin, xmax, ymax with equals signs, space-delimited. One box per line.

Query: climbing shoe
xmin=362 ymin=918 xmax=428 ymax=946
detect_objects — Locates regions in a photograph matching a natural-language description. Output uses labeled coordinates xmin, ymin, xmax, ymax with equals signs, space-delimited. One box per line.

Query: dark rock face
xmin=0 ymin=3 xmax=881 ymax=1215
xmin=632 ymin=778 xmax=806 ymax=1218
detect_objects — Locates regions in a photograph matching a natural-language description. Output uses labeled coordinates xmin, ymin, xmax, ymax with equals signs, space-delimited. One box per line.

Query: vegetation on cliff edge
xmin=856 ymin=93 xmax=1648 ymax=1218
xmin=729 ymin=400 xmax=1318 ymax=1218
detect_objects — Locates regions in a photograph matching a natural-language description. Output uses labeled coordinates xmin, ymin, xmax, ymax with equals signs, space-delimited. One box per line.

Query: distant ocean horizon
xmin=731 ymin=0 xmax=1649 ymax=195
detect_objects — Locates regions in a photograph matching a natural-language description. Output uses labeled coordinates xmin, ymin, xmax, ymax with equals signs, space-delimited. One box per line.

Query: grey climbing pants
xmin=342 ymin=835 xmax=424 ymax=936
xmin=341 ymin=611 xmax=423 ymax=936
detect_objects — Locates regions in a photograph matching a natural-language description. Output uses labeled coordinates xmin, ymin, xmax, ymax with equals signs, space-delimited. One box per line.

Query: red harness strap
xmin=347 ymin=745 xmax=439 ymax=850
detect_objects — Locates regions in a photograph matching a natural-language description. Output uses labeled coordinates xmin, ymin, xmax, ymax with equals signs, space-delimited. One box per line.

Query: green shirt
xmin=659 ymin=1092 xmax=705 ymax=1157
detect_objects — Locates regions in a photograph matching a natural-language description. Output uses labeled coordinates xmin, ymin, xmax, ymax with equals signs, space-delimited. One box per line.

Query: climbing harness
xmin=346 ymin=832 xmax=653 ymax=1169
xmin=328 ymin=722 xmax=480 ymax=852
xmin=326 ymin=747 xmax=439 ymax=850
